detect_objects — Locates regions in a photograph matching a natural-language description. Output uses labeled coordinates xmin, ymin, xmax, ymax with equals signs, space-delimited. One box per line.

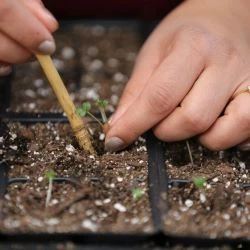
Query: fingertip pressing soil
xmin=164 ymin=139 xmax=250 ymax=239
xmin=0 ymin=122 xmax=153 ymax=233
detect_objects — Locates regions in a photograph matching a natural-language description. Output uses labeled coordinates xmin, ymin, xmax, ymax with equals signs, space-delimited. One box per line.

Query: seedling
xmin=76 ymin=99 xmax=109 ymax=132
xmin=193 ymin=176 xmax=206 ymax=189
xmin=45 ymin=169 xmax=56 ymax=208
xmin=186 ymin=140 xmax=194 ymax=167
xmin=132 ymin=188 xmax=145 ymax=200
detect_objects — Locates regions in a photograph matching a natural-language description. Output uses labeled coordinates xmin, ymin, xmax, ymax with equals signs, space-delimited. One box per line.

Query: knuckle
xmin=181 ymin=108 xmax=210 ymax=133
xmin=144 ymin=83 xmax=174 ymax=116
xmin=175 ymin=25 xmax=213 ymax=56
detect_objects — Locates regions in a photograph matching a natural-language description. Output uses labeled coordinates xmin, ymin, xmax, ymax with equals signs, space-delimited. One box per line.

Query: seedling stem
xmin=45 ymin=169 xmax=56 ymax=208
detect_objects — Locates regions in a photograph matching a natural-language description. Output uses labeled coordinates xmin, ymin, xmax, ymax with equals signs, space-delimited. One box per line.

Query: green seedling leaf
xmin=45 ymin=169 xmax=56 ymax=181
xmin=132 ymin=188 xmax=145 ymax=200
xmin=193 ymin=176 xmax=206 ymax=189
xmin=76 ymin=102 xmax=91 ymax=117
xmin=95 ymin=99 xmax=108 ymax=123
xmin=96 ymin=99 xmax=108 ymax=108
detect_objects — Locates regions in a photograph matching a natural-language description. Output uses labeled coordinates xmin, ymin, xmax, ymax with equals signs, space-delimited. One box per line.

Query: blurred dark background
xmin=43 ymin=0 xmax=182 ymax=20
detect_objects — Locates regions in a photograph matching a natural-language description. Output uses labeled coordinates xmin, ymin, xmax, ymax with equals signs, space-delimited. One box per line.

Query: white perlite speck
xmin=185 ymin=199 xmax=193 ymax=208
xmin=82 ymin=219 xmax=98 ymax=232
xmin=114 ymin=203 xmax=127 ymax=212
xmin=9 ymin=132 xmax=17 ymax=140
xmin=222 ymin=214 xmax=230 ymax=220
xmin=0 ymin=137 xmax=3 ymax=143
xmin=95 ymin=200 xmax=103 ymax=206
xmin=225 ymin=181 xmax=230 ymax=188
xmin=66 ymin=144 xmax=75 ymax=152
xmin=38 ymin=177 xmax=43 ymax=182
xmin=212 ymin=177 xmax=219 ymax=183
xmin=239 ymin=161 xmax=246 ymax=169
xmin=117 ymin=177 xmax=123 ymax=182
xmin=61 ymin=47 xmax=75 ymax=60
xmin=45 ymin=218 xmax=59 ymax=226
xmin=99 ymin=133 xmax=105 ymax=141
xmin=9 ymin=145 xmax=18 ymax=150
xmin=200 ymin=193 xmax=206 ymax=203
xmin=103 ymin=198 xmax=111 ymax=204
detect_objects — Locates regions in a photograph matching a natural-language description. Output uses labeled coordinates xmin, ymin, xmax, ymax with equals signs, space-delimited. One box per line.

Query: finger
xmin=110 ymin=21 xmax=175 ymax=124
xmin=153 ymin=65 xmax=238 ymax=141
xmin=0 ymin=62 xmax=12 ymax=76
xmin=0 ymin=32 xmax=31 ymax=64
xmin=105 ymin=43 xmax=205 ymax=151
xmin=0 ymin=0 xmax=56 ymax=54
xmin=22 ymin=0 xmax=58 ymax=32
xmin=199 ymin=85 xmax=250 ymax=150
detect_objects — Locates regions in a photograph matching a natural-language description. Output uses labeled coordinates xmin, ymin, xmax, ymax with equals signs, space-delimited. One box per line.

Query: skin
xmin=0 ymin=0 xmax=58 ymax=72
xmin=105 ymin=0 xmax=250 ymax=152
xmin=1 ymin=0 xmax=250 ymax=151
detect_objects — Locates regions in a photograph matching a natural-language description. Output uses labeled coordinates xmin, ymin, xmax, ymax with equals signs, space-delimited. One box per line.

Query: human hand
xmin=105 ymin=0 xmax=250 ymax=152
xmin=0 ymin=0 xmax=58 ymax=76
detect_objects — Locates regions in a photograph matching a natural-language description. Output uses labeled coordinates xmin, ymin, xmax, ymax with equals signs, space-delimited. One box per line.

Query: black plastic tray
xmin=0 ymin=20 xmax=250 ymax=250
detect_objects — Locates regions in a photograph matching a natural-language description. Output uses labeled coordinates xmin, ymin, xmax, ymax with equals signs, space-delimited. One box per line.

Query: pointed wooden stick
xmin=36 ymin=54 xmax=96 ymax=155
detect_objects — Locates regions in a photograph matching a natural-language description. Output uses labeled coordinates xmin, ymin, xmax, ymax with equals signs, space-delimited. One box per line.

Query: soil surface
xmin=0 ymin=122 xmax=152 ymax=233
xmin=164 ymin=139 xmax=250 ymax=239
xmin=9 ymin=22 xmax=140 ymax=113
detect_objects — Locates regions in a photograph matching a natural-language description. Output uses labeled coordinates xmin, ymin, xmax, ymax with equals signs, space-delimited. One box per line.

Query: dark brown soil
xmin=10 ymin=22 xmax=140 ymax=113
xmin=0 ymin=122 xmax=152 ymax=233
xmin=164 ymin=140 xmax=250 ymax=239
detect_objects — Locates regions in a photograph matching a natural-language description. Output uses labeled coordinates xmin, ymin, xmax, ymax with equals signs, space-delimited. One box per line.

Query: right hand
xmin=0 ymin=0 xmax=58 ymax=76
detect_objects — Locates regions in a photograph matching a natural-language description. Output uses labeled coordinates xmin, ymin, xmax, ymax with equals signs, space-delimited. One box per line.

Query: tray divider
xmin=146 ymin=130 xmax=168 ymax=231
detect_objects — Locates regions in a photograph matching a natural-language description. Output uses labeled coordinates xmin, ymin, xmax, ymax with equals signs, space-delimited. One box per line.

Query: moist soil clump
xmin=164 ymin=140 xmax=250 ymax=239
xmin=0 ymin=122 xmax=152 ymax=233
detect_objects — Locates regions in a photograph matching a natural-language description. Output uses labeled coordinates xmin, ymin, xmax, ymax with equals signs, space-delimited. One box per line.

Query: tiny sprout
xmin=193 ymin=176 xmax=206 ymax=189
xmin=76 ymin=102 xmax=91 ymax=117
xmin=45 ymin=169 xmax=56 ymax=208
xmin=96 ymin=99 xmax=108 ymax=109
xmin=76 ymin=99 xmax=109 ymax=128
xmin=95 ymin=99 xmax=108 ymax=123
xmin=132 ymin=188 xmax=145 ymax=200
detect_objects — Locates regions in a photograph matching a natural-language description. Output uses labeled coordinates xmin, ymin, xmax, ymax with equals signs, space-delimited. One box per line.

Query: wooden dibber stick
xmin=36 ymin=54 xmax=96 ymax=155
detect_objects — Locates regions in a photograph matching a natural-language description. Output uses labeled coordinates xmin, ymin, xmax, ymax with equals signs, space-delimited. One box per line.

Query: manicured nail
xmin=0 ymin=65 xmax=12 ymax=76
xmin=105 ymin=137 xmax=125 ymax=152
xmin=37 ymin=40 xmax=56 ymax=54
xmin=238 ymin=142 xmax=250 ymax=151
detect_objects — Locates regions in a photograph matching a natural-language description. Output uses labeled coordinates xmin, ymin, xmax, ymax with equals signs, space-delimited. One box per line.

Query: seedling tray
xmin=0 ymin=20 xmax=250 ymax=250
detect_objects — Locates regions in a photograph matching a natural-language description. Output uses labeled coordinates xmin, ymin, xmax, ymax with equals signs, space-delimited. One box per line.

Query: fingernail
xmin=0 ymin=65 xmax=12 ymax=76
xmin=238 ymin=142 xmax=250 ymax=151
xmin=105 ymin=137 xmax=125 ymax=152
xmin=37 ymin=40 xmax=56 ymax=54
